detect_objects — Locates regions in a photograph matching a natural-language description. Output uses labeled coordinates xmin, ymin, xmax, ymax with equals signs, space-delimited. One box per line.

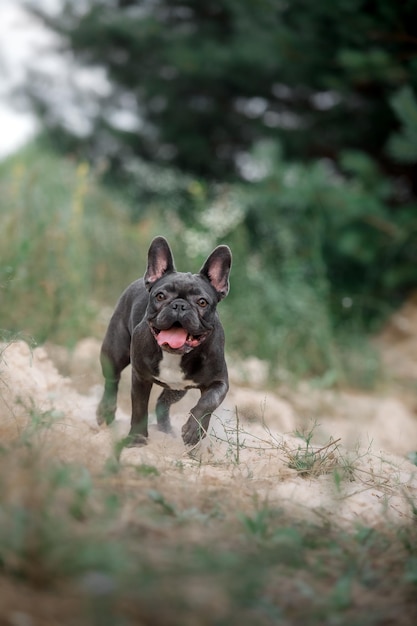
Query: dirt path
xmin=1 ymin=332 xmax=417 ymax=529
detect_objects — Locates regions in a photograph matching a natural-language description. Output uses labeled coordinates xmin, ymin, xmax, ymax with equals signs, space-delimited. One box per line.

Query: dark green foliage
xmin=23 ymin=0 xmax=417 ymax=183
xmin=237 ymin=142 xmax=417 ymax=323
xmin=387 ymin=86 xmax=417 ymax=163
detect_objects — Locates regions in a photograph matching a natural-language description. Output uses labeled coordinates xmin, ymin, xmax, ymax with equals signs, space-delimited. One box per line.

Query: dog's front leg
xmin=128 ymin=369 xmax=152 ymax=445
xmin=97 ymin=375 xmax=120 ymax=426
xmin=181 ymin=381 xmax=228 ymax=446
xmin=97 ymin=348 xmax=129 ymax=426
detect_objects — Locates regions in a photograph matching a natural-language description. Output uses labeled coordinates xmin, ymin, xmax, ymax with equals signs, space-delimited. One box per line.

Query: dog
xmin=97 ymin=236 xmax=232 ymax=446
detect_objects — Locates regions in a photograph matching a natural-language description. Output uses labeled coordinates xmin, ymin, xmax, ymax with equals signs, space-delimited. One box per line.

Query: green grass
xmin=0 ymin=141 xmax=155 ymax=345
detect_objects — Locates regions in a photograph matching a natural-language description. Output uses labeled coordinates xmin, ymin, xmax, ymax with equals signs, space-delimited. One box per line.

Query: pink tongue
xmin=157 ymin=327 xmax=188 ymax=349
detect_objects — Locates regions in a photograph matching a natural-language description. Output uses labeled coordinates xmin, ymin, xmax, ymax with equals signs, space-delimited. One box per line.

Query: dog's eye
xmin=197 ymin=298 xmax=208 ymax=308
xmin=156 ymin=292 xmax=166 ymax=302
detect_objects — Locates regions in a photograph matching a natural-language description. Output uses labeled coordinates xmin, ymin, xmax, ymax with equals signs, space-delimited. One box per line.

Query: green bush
xmin=174 ymin=140 xmax=410 ymax=383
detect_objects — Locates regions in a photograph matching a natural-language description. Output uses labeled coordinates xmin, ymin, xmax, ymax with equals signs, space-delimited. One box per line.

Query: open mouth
xmin=150 ymin=323 xmax=207 ymax=351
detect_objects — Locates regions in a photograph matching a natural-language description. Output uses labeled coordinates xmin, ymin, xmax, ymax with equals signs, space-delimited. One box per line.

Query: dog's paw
xmin=125 ymin=430 xmax=148 ymax=447
xmin=157 ymin=423 xmax=175 ymax=437
xmin=181 ymin=419 xmax=206 ymax=446
xmin=96 ymin=401 xmax=116 ymax=427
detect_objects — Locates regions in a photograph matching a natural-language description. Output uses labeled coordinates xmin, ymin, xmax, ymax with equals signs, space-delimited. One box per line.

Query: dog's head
xmin=144 ymin=236 xmax=232 ymax=354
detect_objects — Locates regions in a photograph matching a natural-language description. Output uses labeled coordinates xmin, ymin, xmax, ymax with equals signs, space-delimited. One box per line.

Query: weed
xmin=239 ymin=508 xmax=271 ymax=541
xmin=147 ymin=489 xmax=177 ymax=516
xmin=135 ymin=463 xmax=160 ymax=477
xmin=283 ymin=434 xmax=345 ymax=478
xmin=211 ymin=413 xmax=356 ymax=482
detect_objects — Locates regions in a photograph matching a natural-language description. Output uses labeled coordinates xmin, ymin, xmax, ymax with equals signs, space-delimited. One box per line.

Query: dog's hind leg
xmin=155 ymin=388 xmax=187 ymax=434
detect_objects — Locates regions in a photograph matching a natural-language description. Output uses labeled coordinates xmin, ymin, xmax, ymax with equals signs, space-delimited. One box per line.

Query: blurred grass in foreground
xmin=0 ymin=399 xmax=415 ymax=625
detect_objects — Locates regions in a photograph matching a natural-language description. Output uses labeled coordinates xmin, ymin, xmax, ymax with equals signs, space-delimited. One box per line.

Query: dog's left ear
xmin=200 ymin=245 xmax=232 ymax=300
xmin=144 ymin=236 xmax=176 ymax=289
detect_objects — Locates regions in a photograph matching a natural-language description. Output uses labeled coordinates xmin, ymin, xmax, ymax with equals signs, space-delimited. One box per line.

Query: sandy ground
xmin=1 ymin=309 xmax=417 ymax=530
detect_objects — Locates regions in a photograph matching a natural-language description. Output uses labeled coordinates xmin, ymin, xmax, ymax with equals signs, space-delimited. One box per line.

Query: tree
xmin=23 ymin=0 xmax=417 ymax=183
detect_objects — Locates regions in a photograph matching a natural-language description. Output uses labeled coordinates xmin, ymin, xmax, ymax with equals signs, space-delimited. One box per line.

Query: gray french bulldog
xmin=97 ymin=236 xmax=232 ymax=446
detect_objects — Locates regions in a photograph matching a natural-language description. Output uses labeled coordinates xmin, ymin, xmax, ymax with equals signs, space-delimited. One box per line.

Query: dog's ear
xmin=199 ymin=245 xmax=232 ymax=300
xmin=144 ymin=237 xmax=176 ymax=289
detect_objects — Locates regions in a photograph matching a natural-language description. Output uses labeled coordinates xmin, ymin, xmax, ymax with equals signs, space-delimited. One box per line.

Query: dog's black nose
xmin=171 ymin=299 xmax=189 ymax=312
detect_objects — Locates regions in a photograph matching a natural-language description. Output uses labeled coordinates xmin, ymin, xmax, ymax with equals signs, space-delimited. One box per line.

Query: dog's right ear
xmin=144 ymin=236 xmax=176 ymax=289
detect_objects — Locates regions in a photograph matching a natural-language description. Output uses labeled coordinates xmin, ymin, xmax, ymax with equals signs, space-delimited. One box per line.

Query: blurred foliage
xmin=238 ymin=141 xmax=417 ymax=325
xmin=0 ymin=140 xmax=394 ymax=386
xmin=387 ymin=86 xmax=417 ymax=163
xmin=23 ymin=0 xmax=417 ymax=184
xmin=5 ymin=0 xmax=417 ymax=383
xmin=0 ymin=140 xmax=155 ymax=345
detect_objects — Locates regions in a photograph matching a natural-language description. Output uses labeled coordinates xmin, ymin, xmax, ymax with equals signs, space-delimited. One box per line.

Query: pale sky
xmin=0 ymin=0 xmax=62 ymax=158
xmin=0 ymin=0 xmax=126 ymax=159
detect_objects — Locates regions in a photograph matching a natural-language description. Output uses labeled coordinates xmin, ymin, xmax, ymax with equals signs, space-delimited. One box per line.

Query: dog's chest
xmin=156 ymin=352 xmax=196 ymax=390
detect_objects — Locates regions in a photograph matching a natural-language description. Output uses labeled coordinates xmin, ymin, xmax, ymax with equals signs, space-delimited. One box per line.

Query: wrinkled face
xmin=147 ymin=273 xmax=218 ymax=354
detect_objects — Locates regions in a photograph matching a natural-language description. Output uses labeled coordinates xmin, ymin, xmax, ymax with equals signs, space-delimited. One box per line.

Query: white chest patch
xmin=156 ymin=352 xmax=196 ymax=390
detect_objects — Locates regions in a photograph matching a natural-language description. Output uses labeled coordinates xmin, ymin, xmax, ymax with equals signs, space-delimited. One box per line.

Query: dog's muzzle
xmin=150 ymin=322 xmax=209 ymax=353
